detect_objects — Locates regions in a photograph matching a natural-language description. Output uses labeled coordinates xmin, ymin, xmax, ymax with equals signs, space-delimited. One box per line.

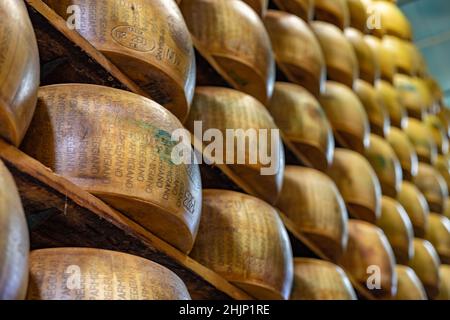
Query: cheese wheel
xmin=0 ymin=0 xmax=39 ymax=146
xmin=435 ymin=265 xmax=450 ymax=300
xmin=354 ymin=80 xmax=390 ymax=138
xmin=272 ymin=0 xmax=314 ymax=21
xmin=241 ymin=0 xmax=268 ymax=16
xmin=45 ymin=0 xmax=196 ymax=121
xmin=408 ymin=238 xmax=441 ymax=299
xmin=264 ymin=10 xmax=326 ymax=97
xmin=383 ymin=37 xmax=415 ymax=76
xmin=427 ymin=78 xmax=445 ymax=114
xmin=364 ymin=35 xmax=396 ymax=83
xmin=435 ymin=154 xmax=450 ymax=192
xmin=397 ymin=181 xmax=430 ymax=238
xmin=311 ymin=22 xmax=359 ymax=88
xmin=366 ymin=1 xmax=412 ymax=40
xmin=404 ymin=118 xmax=438 ymax=165
xmin=180 ymin=0 xmax=275 ymax=105
xmin=276 ymin=166 xmax=348 ymax=261
xmin=290 ymin=258 xmax=357 ymax=300
xmin=339 ymin=220 xmax=397 ymax=299
xmin=424 ymin=213 xmax=450 ymax=264
xmin=21 ymin=84 xmax=202 ymax=254
xmin=376 ymin=80 xmax=407 ymax=129
xmin=415 ymin=77 xmax=434 ymax=113
xmin=327 ymin=148 xmax=382 ymax=223
xmin=365 ymin=134 xmax=402 ymax=197
xmin=185 ymin=87 xmax=285 ymax=204
xmin=394 ymin=74 xmax=427 ymax=120
xmin=394 ymin=265 xmax=427 ymax=300
xmin=387 ymin=127 xmax=418 ymax=181
xmin=0 ymin=160 xmax=29 ymax=300
xmin=414 ymin=162 xmax=448 ymax=214
xmin=267 ymin=82 xmax=334 ymax=171
xmin=345 ymin=28 xmax=377 ymax=85
xmin=377 ymin=196 xmax=414 ymax=264
xmin=319 ymin=81 xmax=370 ymax=153
xmin=190 ymin=189 xmax=294 ymax=300
xmin=346 ymin=0 xmax=368 ymax=32
xmin=313 ymin=0 xmax=350 ymax=30
xmin=27 ymin=248 xmax=191 ymax=300
xmin=425 ymin=115 xmax=449 ymax=155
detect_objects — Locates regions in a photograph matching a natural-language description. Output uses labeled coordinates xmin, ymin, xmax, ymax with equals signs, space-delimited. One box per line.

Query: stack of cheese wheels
xmin=354 ymin=80 xmax=390 ymax=138
xmin=404 ymin=118 xmax=438 ymax=165
xmin=327 ymin=149 xmax=382 ymax=223
xmin=20 ymin=84 xmax=202 ymax=254
xmin=424 ymin=214 xmax=450 ymax=264
xmin=339 ymin=220 xmax=397 ymax=299
xmin=377 ymin=196 xmax=414 ymax=264
xmin=264 ymin=10 xmax=326 ymax=97
xmin=414 ymin=163 xmax=448 ymax=214
xmin=435 ymin=154 xmax=450 ymax=191
xmin=267 ymin=83 xmax=334 ymax=171
xmin=276 ymin=166 xmax=348 ymax=260
xmin=272 ymin=0 xmax=315 ymax=21
xmin=366 ymin=0 xmax=412 ymax=40
xmin=346 ymin=0 xmax=368 ymax=33
xmin=376 ymin=80 xmax=407 ymax=129
xmin=184 ymin=87 xmax=285 ymax=204
xmin=383 ymin=37 xmax=415 ymax=76
xmin=425 ymin=115 xmax=449 ymax=155
xmin=0 ymin=0 xmax=39 ymax=146
xmin=365 ymin=134 xmax=403 ymax=197
xmin=319 ymin=81 xmax=369 ymax=153
xmin=241 ymin=0 xmax=268 ymax=17
xmin=27 ymin=248 xmax=191 ymax=300
xmin=45 ymin=0 xmax=196 ymax=121
xmin=345 ymin=28 xmax=377 ymax=85
xmin=408 ymin=238 xmax=441 ymax=299
xmin=311 ymin=22 xmax=359 ymax=88
xmin=397 ymin=181 xmax=430 ymax=238
xmin=190 ymin=190 xmax=293 ymax=300
xmin=180 ymin=0 xmax=275 ymax=105
xmin=364 ymin=35 xmax=396 ymax=83
xmin=313 ymin=0 xmax=350 ymax=30
xmin=394 ymin=74 xmax=427 ymax=120
xmin=436 ymin=265 xmax=450 ymax=300
xmin=0 ymin=160 xmax=29 ymax=300
xmin=387 ymin=127 xmax=419 ymax=181
xmin=290 ymin=258 xmax=357 ymax=300
xmin=394 ymin=265 xmax=427 ymax=300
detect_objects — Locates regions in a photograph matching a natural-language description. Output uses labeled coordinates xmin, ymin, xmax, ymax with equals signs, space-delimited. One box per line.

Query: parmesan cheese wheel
xmin=190 ymin=190 xmax=294 ymax=300
xmin=272 ymin=0 xmax=314 ymax=21
xmin=376 ymin=80 xmax=407 ymax=129
xmin=0 ymin=0 xmax=39 ymax=146
xmin=45 ymin=0 xmax=196 ymax=121
xmin=404 ymin=118 xmax=438 ymax=165
xmin=264 ymin=10 xmax=326 ymax=97
xmin=241 ymin=0 xmax=268 ymax=16
xmin=408 ymin=238 xmax=441 ymax=299
xmin=435 ymin=154 xmax=450 ymax=192
xmin=339 ymin=220 xmax=397 ymax=299
xmin=387 ymin=127 xmax=418 ymax=181
xmin=0 ymin=160 xmax=29 ymax=300
xmin=365 ymin=134 xmax=402 ymax=197
xmin=364 ymin=35 xmax=396 ymax=83
xmin=184 ymin=87 xmax=285 ymax=204
xmin=21 ymin=84 xmax=202 ymax=254
xmin=319 ymin=81 xmax=370 ymax=153
xmin=366 ymin=1 xmax=412 ymax=40
xmin=414 ymin=162 xmax=448 ymax=214
xmin=424 ymin=213 xmax=450 ymax=264
xmin=311 ymin=22 xmax=359 ymax=88
xmin=346 ymin=0 xmax=368 ymax=32
xmin=327 ymin=148 xmax=382 ymax=223
xmin=27 ymin=248 xmax=191 ymax=300
xmin=180 ymin=0 xmax=275 ymax=104
xmin=394 ymin=74 xmax=427 ymax=120
xmin=424 ymin=115 xmax=449 ymax=155
xmin=267 ymin=82 xmax=334 ymax=171
xmin=383 ymin=37 xmax=415 ymax=76
xmin=397 ymin=181 xmax=430 ymax=238
xmin=435 ymin=265 xmax=450 ymax=300
xmin=313 ymin=0 xmax=350 ymax=30
xmin=394 ymin=265 xmax=427 ymax=300
xmin=291 ymin=258 xmax=357 ymax=300
xmin=377 ymin=196 xmax=414 ymax=264
xmin=345 ymin=28 xmax=377 ymax=85
xmin=276 ymin=166 xmax=348 ymax=261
